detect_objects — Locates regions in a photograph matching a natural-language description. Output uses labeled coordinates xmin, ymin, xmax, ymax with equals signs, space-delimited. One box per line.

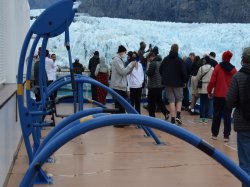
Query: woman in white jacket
xmin=195 ymin=56 xmax=214 ymax=123
xmin=127 ymin=52 xmax=144 ymax=114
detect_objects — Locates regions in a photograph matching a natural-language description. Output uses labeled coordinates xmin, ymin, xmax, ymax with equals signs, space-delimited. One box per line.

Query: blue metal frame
xmin=46 ymin=75 xmax=161 ymax=141
xmin=20 ymin=114 xmax=250 ymax=187
xmin=17 ymin=0 xmax=77 ymax=184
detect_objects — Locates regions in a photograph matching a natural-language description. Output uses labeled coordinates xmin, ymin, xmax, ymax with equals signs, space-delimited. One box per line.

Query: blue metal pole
xmin=44 ymin=113 xmax=110 ymax=146
xmin=20 ymin=114 xmax=250 ymax=187
xmin=46 ymin=75 xmax=156 ymax=140
xmin=48 ymin=77 xmax=160 ymax=142
xmin=17 ymin=30 xmax=34 ymax=161
xmin=34 ymin=107 xmax=105 ymax=156
xmin=78 ymin=82 xmax=83 ymax=111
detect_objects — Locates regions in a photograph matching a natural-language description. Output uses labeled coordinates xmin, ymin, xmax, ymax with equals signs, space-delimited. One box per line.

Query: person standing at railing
xmin=88 ymin=51 xmax=100 ymax=101
xmin=50 ymin=53 xmax=59 ymax=98
xmin=73 ymin=57 xmax=85 ymax=74
xmin=95 ymin=57 xmax=110 ymax=104
xmin=45 ymin=50 xmax=57 ymax=100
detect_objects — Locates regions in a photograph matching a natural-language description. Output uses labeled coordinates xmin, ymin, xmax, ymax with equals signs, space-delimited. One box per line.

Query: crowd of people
xmin=86 ymin=43 xmax=250 ymax=182
xmin=30 ymin=43 xmax=250 ymax=182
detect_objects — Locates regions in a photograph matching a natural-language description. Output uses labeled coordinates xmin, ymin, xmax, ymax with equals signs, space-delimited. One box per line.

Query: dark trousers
xmin=211 ymin=97 xmax=232 ymax=137
xmin=91 ymin=84 xmax=98 ymax=101
xmin=148 ymin=88 xmax=167 ymax=117
xmin=48 ymin=80 xmax=57 ymax=100
xmin=182 ymin=86 xmax=190 ymax=109
xmin=200 ymin=94 xmax=209 ymax=118
xmin=113 ymin=89 xmax=127 ymax=113
xmin=130 ymin=88 xmax=142 ymax=114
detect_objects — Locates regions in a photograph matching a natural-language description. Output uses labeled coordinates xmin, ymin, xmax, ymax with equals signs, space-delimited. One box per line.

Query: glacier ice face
xmin=31 ymin=10 xmax=250 ymax=69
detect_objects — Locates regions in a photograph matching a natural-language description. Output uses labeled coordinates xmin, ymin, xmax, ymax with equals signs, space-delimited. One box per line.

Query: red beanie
xmin=222 ymin=50 xmax=233 ymax=62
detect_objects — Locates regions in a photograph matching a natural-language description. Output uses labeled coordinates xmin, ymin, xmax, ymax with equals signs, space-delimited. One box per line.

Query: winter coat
xmin=110 ymin=56 xmax=134 ymax=91
xmin=159 ymin=51 xmax=187 ymax=87
xmin=73 ymin=62 xmax=85 ymax=74
xmin=209 ymin=57 xmax=218 ymax=68
xmin=226 ymin=64 xmax=250 ymax=131
xmin=146 ymin=55 xmax=163 ymax=89
xmin=195 ymin=64 xmax=214 ymax=94
xmin=207 ymin=61 xmax=237 ymax=97
xmin=127 ymin=61 xmax=144 ymax=89
xmin=88 ymin=56 xmax=100 ymax=78
xmin=191 ymin=59 xmax=202 ymax=76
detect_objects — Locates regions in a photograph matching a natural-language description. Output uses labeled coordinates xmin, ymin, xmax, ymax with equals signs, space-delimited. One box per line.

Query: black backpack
xmin=239 ymin=68 xmax=250 ymax=121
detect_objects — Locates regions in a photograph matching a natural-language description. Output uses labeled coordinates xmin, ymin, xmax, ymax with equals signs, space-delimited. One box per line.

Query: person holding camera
xmin=208 ymin=50 xmax=237 ymax=141
xmin=195 ymin=55 xmax=214 ymax=123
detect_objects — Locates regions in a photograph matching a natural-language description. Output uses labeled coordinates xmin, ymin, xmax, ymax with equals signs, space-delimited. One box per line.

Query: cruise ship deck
xmin=6 ymin=103 xmax=241 ymax=187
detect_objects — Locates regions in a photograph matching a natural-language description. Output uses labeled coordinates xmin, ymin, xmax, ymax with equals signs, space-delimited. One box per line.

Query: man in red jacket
xmin=207 ymin=50 xmax=237 ymax=142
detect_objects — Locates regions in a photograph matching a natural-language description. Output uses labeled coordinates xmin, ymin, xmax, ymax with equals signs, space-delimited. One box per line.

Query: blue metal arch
xmin=20 ymin=114 xmax=250 ymax=187
xmin=45 ymin=75 xmax=162 ymax=143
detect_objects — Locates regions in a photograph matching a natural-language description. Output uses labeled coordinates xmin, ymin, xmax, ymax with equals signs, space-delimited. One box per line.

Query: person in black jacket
xmin=226 ymin=47 xmax=250 ymax=186
xmin=73 ymin=58 xmax=85 ymax=74
xmin=159 ymin=44 xmax=187 ymax=125
xmin=209 ymin=52 xmax=218 ymax=68
xmin=88 ymin=51 xmax=100 ymax=101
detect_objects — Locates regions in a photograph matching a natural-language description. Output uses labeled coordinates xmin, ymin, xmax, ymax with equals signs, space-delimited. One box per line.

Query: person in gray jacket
xmin=110 ymin=45 xmax=136 ymax=127
xmin=226 ymin=47 xmax=250 ymax=186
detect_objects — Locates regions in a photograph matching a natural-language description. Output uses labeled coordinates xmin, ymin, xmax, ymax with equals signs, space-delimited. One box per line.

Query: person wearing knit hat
xmin=152 ymin=46 xmax=159 ymax=55
xmin=242 ymin=47 xmax=250 ymax=64
xmin=222 ymin=50 xmax=233 ymax=63
xmin=117 ymin=45 xmax=127 ymax=54
xmin=111 ymin=45 xmax=136 ymax=127
xmin=207 ymin=50 xmax=237 ymax=142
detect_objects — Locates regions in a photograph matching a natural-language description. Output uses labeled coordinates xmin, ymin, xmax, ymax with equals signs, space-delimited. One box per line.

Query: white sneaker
xmin=212 ymin=135 xmax=217 ymax=140
xmin=224 ymin=137 xmax=229 ymax=142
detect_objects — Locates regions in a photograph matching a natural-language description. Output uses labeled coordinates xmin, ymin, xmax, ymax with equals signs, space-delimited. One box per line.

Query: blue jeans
xmin=237 ymin=132 xmax=250 ymax=187
xmin=208 ymin=98 xmax=213 ymax=118
xmin=200 ymin=94 xmax=209 ymax=118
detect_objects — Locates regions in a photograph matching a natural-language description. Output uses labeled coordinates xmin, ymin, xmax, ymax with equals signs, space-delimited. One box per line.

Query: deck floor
xmin=7 ymin=104 xmax=241 ymax=187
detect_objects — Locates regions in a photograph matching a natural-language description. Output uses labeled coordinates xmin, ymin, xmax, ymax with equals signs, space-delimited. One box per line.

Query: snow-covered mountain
xmin=31 ymin=10 xmax=250 ymax=69
xmin=29 ymin=0 xmax=250 ymax=23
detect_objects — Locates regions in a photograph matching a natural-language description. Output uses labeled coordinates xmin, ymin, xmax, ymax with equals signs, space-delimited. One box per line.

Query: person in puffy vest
xmin=226 ymin=47 xmax=250 ymax=184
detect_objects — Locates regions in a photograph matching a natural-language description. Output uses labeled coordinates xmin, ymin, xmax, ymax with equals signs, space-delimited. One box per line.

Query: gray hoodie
xmin=110 ymin=56 xmax=134 ymax=91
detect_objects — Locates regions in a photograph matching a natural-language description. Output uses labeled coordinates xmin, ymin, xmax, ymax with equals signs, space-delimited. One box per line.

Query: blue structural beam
xmin=20 ymin=114 xmax=250 ymax=187
xmin=47 ymin=76 xmax=160 ymax=142
xmin=34 ymin=107 xmax=114 ymax=156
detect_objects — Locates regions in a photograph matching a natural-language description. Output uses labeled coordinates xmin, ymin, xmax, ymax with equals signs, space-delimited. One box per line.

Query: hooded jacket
xmin=207 ymin=61 xmax=237 ymax=97
xmin=159 ymin=51 xmax=187 ymax=87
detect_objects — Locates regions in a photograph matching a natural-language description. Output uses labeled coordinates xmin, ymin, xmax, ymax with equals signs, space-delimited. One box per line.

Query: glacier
xmin=31 ymin=9 xmax=250 ymax=69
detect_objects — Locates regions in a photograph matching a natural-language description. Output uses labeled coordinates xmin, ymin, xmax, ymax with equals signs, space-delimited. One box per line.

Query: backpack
xmin=239 ymin=69 xmax=250 ymax=121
